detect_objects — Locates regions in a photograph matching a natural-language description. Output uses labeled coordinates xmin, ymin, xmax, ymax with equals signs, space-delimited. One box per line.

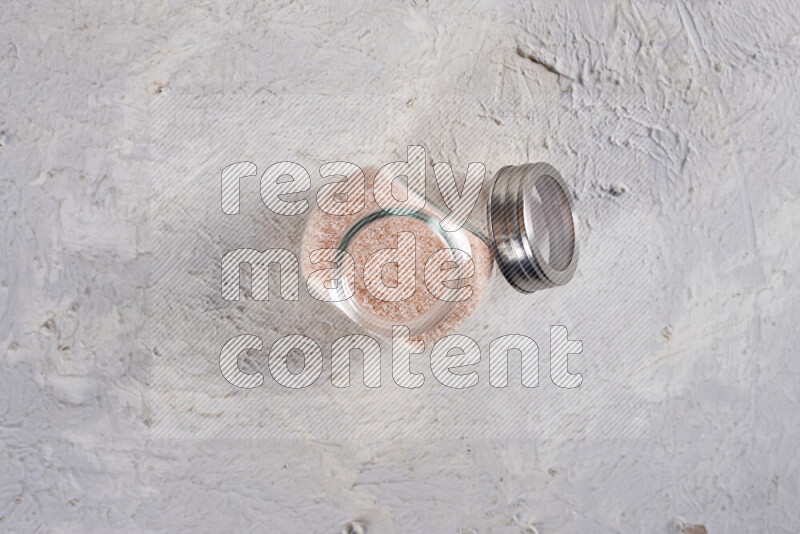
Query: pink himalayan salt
xmin=301 ymin=169 xmax=492 ymax=344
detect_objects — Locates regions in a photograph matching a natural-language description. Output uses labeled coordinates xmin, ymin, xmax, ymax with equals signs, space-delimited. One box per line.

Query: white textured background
xmin=2 ymin=1 xmax=799 ymax=532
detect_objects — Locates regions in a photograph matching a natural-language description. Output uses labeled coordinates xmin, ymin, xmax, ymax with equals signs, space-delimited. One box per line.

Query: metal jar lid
xmin=487 ymin=162 xmax=579 ymax=293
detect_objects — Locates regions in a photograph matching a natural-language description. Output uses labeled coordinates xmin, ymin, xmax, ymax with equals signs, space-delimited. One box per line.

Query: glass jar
xmin=301 ymin=162 xmax=578 ymax=343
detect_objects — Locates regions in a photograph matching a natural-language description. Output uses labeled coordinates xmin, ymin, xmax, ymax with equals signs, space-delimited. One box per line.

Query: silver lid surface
xmin=487 ymin=162 xmax=579 ymax=293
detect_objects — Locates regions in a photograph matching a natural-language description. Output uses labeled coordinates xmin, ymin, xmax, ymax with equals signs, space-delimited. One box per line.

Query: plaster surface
xmin=1 ymin=1 xmax=799 ymax=532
